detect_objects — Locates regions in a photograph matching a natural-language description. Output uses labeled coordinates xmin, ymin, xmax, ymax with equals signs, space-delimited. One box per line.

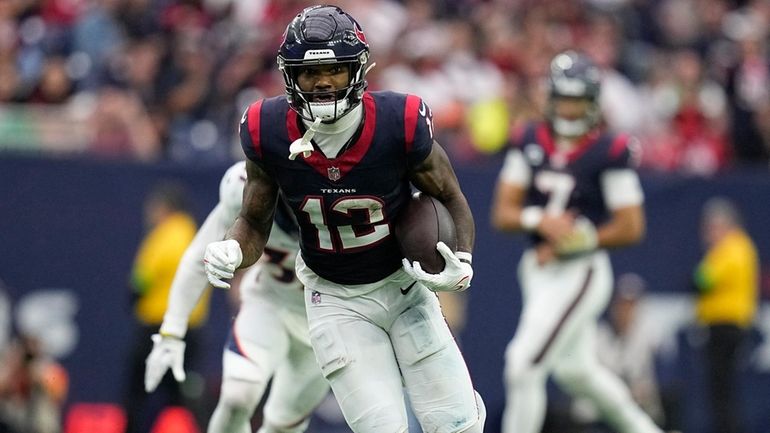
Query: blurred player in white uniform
xmin=491 ymin=51 xmax=664 ymax=433
xmin=144 ymin=161 xmax=329 ymax=433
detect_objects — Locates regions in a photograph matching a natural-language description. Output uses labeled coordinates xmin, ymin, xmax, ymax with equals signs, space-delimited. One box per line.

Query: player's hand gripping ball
xmin=395 ymin=192 xmax=457 ymax=274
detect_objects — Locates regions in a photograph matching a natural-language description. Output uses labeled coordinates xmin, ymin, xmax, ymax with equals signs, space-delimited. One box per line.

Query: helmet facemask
xmin=278 ymin=52 xmax=369 ymax=123
xmin=548 ymin=96 xmax=601 ymax=137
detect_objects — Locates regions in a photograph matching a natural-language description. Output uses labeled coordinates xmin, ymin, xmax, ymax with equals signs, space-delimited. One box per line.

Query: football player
xmin=145 ymin=161 xmax=330 ymax=433
xmin=203 ymin=5 xmax=485 ymax=433
xmin=491 ymin=50 xmax=664 ymax=433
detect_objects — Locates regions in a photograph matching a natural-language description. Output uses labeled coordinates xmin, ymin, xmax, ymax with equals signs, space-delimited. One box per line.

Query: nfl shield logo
xmin=327 ymin=166 xmax=341 ymax=181
xmin=311 ymin=291 xmax=322 ymax=305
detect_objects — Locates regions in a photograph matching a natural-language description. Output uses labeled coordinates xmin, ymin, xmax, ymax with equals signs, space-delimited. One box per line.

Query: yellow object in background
xmin=132 ymin=212 xmax=204 ymax=326
xmin=467 ymin=99 xmax=510 ymax=154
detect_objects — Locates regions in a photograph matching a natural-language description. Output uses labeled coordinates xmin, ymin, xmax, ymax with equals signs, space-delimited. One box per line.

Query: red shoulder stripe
xmin=535 ymin=122 xmax=556 ymax=156
xmin=404 ymin=94 xmax=421 ymax=152
xmin=286 ymin=105 xmax=301 ymax=142
xmin=609 ymin=133 xmax=630 ymax=160
xmin=247 ymin=100 xmax=263 ymax=159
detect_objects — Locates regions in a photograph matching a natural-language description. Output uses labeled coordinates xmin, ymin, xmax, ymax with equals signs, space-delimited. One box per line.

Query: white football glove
xmin=144 ymin=333 xmax=186 ymax=393
xmin=402 ymin=242 xmax=473 ymax=292
xmin=204 ymin=239 xmax=243 ymax=289
xmin=555 ymin=217 xmax=598 ymax=256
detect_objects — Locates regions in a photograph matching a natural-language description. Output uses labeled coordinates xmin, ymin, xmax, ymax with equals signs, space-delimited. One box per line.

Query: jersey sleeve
xmin=239 ymin=100 xmax=266 ymax=166
xmin=600 ymin=169 xmax=644 ymax=209
xmin=601 ymin=134 xmax=644 ymax=209
xmin=404 ymin=95 xmax=434 ymax=167
xmin=497 ymin=123 xmax=532 ymax=187
xmin=498 ymin=148 xmax=531 ymax=187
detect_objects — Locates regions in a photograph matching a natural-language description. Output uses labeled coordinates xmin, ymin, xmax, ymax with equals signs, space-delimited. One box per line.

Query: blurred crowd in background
xmin=1 ymin=0 xmax=770 ymax=173
xmin=1 ymin=0 xmax=770 ymax=432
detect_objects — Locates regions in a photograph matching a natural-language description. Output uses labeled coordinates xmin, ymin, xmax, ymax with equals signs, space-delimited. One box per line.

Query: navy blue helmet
xmin=547 ymin=50 xmax=602 ymax=136
xmin=277 ymin=5 xmax=371 ymax=122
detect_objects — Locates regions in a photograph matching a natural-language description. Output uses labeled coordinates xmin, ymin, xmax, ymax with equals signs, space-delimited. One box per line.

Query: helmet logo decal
xmin=343 ymin=30 xmax=359 ymax=46
xmin=354 ymin=26 xmax=367 ymax=44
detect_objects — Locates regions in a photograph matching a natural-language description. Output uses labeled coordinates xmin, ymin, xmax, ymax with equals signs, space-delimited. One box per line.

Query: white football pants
xmin=501 ymin=249 xmax=662 ymax=433
xmin=304 ymin=279 xmax=485 ymax=433
xmin=207 ymin=298 xmax=329 ymax=433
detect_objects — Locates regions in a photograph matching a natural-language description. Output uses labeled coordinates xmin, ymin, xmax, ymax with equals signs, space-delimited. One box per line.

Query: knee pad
xmin=308 ymin=322 xmax=350 ymax=379
xmin=256 ymin=418 xmax=309 ymax=433
xmin=391 ymin=305 xmax=451 ymax=366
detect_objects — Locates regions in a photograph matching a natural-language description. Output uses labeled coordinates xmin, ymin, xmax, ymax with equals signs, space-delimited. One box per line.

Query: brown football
xmin=394 ymin=192 xmax=457 ymax=274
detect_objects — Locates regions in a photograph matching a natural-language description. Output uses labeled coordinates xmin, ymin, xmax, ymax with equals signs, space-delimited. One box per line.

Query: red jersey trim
xmin=609 ymin=133 xmax=630 ymax=160
xmin=286 ymin=93 xmax=377 ymax=182
xmin=535 ymin=123 xmax=556 ymax=156
xmin=286 ymin=105 xmax=301 ymax=144
xmin=404 ymin=94 xmax=421 ymax=152
xmin=565 ymin=129 xmax=602 ymax=162
xmin=536 ymin=122 xmax=603 ymax=163
xmin=248 ymin=100 xmax=263 ymax=159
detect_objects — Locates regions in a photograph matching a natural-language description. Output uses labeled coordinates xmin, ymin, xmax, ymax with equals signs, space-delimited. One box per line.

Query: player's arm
xmin=145 ymin=203 xmax=231 ymax=392
xmin=596 ymin=136 xmax=646 ymax=248
xmin=162 ymin=203 xmax=231 ymax=338
xmin=227 ymin=159 xmax=279 ymax=268
xmin=491 ymin=148 xmax=574 ymax=240
xmin=204 ymin=160 xmax=278 ymax=289
xmin=491 ymin=177 xmax=529 ymax=232
xmin=147 ymin=162 xmax=253 ymax=392
xmin=596 ymin=158 xmax=646 ymax=248
xmin=409 ymin=141 xmax=475 ymax=254
xmin=491 ymin=143 xmax=531 ymax=232
xmin=596 ymin=204 xmax=645 ymax=248
xmin=551 ymin=167 xmax=645 ymax=257
xmin=405 ymin=142 xmax=475 ymax=292
xmin=551 ymin=170 xmax=645 ymax=257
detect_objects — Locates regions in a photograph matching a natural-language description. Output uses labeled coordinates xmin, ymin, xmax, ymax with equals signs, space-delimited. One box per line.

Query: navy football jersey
xmin=239 ymin=91 xmax=434 ymax=285
xmin=511 ymin=121 xmax=638 ymax=228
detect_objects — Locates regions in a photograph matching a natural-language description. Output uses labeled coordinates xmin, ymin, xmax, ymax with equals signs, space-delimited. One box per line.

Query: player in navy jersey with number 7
xmin=492 ymin=50 xmax=665 ymax=433
xmin=203 ymin=5 xmax=484 ymax=433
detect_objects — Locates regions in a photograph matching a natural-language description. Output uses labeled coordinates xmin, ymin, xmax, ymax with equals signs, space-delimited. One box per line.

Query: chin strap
xmin=289 ymin=117 xmax=322 ymax=160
